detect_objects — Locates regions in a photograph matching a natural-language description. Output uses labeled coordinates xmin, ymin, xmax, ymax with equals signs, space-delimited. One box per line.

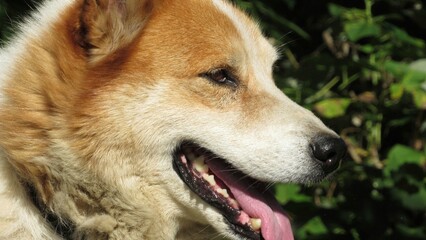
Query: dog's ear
xmin=78 ymin=0 xmax=154 ymax=63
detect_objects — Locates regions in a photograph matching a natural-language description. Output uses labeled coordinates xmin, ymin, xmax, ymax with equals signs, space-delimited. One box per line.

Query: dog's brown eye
xmin=202 ymin=69 xmax=238 ymax=87
xmin=209 ymin=69 xmax=228 ymax=83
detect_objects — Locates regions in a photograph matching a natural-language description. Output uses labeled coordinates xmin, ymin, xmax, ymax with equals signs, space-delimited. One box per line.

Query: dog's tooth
xmin=202 ymin=173 xmax=216 ymax=186
xmin=217 ymin=188 xmax=229 ymax=198
xmin=193 ymin=156 xmax=209 ymax=173
xmin=249 ymin=218 xmax=262 ymax=231
xmin=229 ymin=199 xmax=239 ymax=209
xmin=238 ymin=212 xmax=250 ymax=224
xmin=195 ymin=164 xmax=209 ymax=173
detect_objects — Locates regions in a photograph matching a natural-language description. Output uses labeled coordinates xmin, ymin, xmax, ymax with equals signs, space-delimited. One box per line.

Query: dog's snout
xmin=311 ymin=135 xmax=347 ymax=174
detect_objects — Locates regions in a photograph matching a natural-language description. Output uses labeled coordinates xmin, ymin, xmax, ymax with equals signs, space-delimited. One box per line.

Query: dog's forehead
xmin=136 ymin=0 xmax=277 ymax=78
xmin=211 ymin=0 xmax=278 ymax=71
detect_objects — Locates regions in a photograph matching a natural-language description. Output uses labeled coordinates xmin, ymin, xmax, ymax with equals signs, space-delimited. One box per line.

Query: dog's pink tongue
xmin=208 ymin=162 xmax=294 ymax=240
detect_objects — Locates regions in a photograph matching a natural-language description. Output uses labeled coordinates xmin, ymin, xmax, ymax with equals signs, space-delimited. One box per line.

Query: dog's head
xmin=1 ymin=0 xmax=346 ymax=239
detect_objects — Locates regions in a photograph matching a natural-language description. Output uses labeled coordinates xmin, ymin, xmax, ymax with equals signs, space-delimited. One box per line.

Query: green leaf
xmin=386 ymin=145 xmax=426 ymax=211
xmin=390 ymin=25 xmax=425 ymax=48
xmin=392 ymin=187 xmax=426 ymax=211
xmin=384 ymin=60 xmax=409 ymax=78
xmin=328 ymin=4 xmax=364 ymax=21
xmin=296 ymin=217 xmax=328 ymax=239
xmin=359 ymin=44 xmax=375 ymax=54
xmin=412 ymin=90 xmax=426 ymax=109
xmin=401 ymin=70 xmax=426 ymax=92
xmin=385 ymin=145 xmax=426 ymax=175
xmin=384 ymin=60 xmax=426 ymax=107
xmin=314 ymin=98 xmax=351 ymax=118
xmin=275 ymin=184 xmax=311 ymax=204
xmin=390 ymin=83 xmax=404 ymax=100
xmin=344 ymin=20 xmax=381 ymax=42
xmin=328 ymin=3 xmax=346 ymax=17
xmin=396 ymin=224 xmax=426 ymax=238
xmin=385 ymin=60 xmax=426 ymax=82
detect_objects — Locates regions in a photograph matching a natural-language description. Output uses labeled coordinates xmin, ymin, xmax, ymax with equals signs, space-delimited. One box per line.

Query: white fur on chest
xmin=0 ymin=156 xmax=60 ymax=239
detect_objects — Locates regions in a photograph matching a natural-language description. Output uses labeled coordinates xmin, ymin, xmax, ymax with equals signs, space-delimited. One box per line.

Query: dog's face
xmin=68 ymin=1 xmax=346 ymax=239
xmin=1 ymin=0 xmax=346 ymax=239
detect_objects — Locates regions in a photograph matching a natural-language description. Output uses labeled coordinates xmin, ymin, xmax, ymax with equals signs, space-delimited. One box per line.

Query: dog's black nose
xmin=311 ymin=135 xmax=347 ymax=174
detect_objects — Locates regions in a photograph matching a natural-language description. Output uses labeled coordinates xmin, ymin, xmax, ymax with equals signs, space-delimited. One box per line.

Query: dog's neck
xmin=21 ymin=166 xmax=206 ymax=239
xmin=20 ymin=163 xmax=134 ymax=239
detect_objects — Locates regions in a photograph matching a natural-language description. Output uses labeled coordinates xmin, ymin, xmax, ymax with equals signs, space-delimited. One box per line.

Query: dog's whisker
xmin=193 ymin=225 xmax=211 ymax=236
xmin=210 ymin=232 xmax=228 ymax=240
xmin=262 ymin=182 xmax=277 ymax=194
xmin=246 ymin=180 xmax=260 ymax=191
xmin=216 ymin=168 xmax=239 ymax=173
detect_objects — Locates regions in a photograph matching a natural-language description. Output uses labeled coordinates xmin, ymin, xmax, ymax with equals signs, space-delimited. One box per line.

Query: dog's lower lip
xmin=173 ymin=142 xmax=262 ymax=240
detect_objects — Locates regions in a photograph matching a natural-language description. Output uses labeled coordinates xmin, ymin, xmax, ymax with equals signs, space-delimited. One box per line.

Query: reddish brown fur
xmin=0 ymin=0 xmax=276 ymax=202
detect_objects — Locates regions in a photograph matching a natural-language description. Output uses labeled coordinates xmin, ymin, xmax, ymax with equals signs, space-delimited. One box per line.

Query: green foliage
xmin=234 ymin=0 xmax=426 ymax=239
xmin=1 ymin=0 xmax=425 ymax=239
xmin=297 ymin=216 xmax=328 ymax=239
xmin=386 ymin=145 xmax=425 ymax=175
xmin=314 ymin=98 xmax=351 ymax=118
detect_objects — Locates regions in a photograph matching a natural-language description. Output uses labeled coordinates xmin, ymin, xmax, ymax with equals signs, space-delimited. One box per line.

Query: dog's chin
xmin=173 ymin=142 xmax=294 ymax=240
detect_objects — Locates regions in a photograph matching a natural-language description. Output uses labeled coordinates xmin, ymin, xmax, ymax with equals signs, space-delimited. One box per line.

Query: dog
xmin=0 ymin=0 xmax=347 ymax=239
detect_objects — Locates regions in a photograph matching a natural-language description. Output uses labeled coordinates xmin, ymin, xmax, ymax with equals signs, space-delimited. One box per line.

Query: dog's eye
xmin=202 ymin=69 xmax=238 ymax=87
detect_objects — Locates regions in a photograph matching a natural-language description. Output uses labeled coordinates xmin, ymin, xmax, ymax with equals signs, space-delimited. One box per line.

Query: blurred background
xmin=1 ymin=0 xmax=425 ymax=239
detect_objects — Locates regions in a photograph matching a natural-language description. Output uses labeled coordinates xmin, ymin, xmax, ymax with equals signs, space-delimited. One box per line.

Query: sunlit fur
xmin=0 ymin=0 xmax=337 ymax=239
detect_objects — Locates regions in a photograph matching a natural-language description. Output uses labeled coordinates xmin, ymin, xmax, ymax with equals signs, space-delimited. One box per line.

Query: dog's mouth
xmin=173 ymin=142 xmax=294 ymax=240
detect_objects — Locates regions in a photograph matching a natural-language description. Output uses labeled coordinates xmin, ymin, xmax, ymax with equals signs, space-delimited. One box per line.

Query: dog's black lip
xmin=172 ymin=142 xmax=262 ymax=240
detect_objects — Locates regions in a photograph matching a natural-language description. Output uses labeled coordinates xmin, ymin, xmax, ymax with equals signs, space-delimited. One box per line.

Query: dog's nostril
xmin=311 ymin=135 xmax=347 ymax=174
